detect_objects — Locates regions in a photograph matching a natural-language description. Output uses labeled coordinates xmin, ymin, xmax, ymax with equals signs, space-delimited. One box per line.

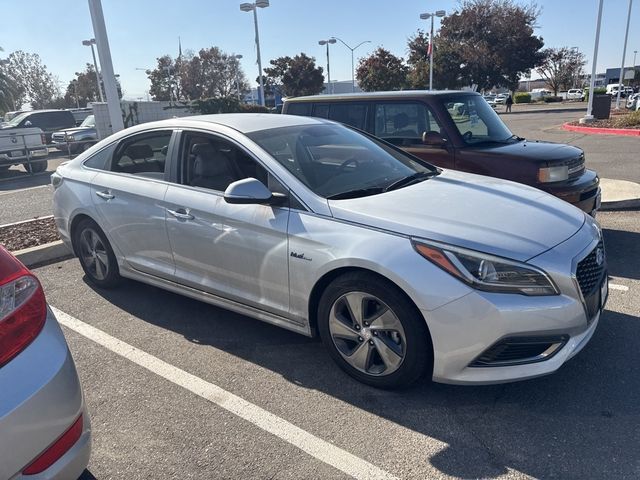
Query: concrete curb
xmin=14 ymin=240 xmax=73 ymax=268
xmin=499 ymin=106 xmax=586 ymax=115
xmin=600 ymin=198 xmax=640 ymax=210
xmin=562 ymin=122 xmax=640 ymax=136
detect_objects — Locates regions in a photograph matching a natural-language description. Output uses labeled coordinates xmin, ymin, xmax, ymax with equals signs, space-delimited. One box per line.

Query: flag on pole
xmin=427 ymin=35 xmax=432 ymax=56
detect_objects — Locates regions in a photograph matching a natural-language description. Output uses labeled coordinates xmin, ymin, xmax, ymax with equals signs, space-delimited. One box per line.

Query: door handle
xmin=95 ymin=190 xmax=114 ymax=200
xmin=166 ymin=208 xmax=194 ymax=220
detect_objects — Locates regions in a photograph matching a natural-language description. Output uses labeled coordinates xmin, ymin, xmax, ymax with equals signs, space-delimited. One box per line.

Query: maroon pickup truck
xmin=282 ymin=91 xmax=600 ymax=215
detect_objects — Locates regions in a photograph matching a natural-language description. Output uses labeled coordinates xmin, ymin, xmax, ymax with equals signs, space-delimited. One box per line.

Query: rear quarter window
xmin=285 ymin=103 xmax=312 ymax=116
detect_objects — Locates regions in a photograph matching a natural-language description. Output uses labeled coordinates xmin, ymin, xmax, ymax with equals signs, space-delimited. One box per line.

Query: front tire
xmin=72 ymin=218 xmax=122 ymax=289
xmin=318 ymin=272 xmax=432 ymax=389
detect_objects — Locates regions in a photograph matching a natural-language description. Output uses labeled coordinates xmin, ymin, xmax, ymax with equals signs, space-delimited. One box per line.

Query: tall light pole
xmin=82 ymin=38 xmax=104 ymax=102
xmin=319 ymin=38 xmax=336 ymax=94
xmin=234 ymin=54 xmax=243 ymax=102
xmin=634 ymin=50 xmax=638 ymax=68
xmin=616 ymin=0 xmax=634 ymax=109
xmin=331 ymin=37 xmax=371 ymax=93
xmin=581 ymin=0 xmax=604 ymax=123
xmin=240 ymin=1 xmax=269 ymax=107
xmin=419 ymin=10 xmax=446 ymax=90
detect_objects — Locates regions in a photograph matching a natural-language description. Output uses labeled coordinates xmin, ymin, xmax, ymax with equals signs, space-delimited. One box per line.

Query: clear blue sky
xmin=2 ymin=0 xmax=637 ymax=99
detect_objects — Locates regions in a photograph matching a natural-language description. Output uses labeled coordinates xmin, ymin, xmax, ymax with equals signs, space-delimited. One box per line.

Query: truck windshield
xmin=442 ymin=95 xmax=515 ymax=145
xmin=80 ymin=115 xmax=95 ymax=127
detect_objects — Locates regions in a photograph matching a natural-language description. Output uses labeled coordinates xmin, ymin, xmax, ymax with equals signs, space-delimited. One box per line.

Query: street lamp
xmin=419 ymin=9 xmax=446 ymax=90
xmin=318 ymin=38 xmax=336 ymax=94
xmin=330 ymin=37 xmax=371 ymax=93
xmin=234 ymin=54 xmax=243 ymax=102
xmin=82 ymin=38 xmax=105 ymax=102
xmin=615 ymin=0 xmax=633 ymax=109
xmin=240 ymin=0 xmax=269 ymax=107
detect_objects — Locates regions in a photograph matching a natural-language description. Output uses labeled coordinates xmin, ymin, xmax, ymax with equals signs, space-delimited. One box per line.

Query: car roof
xmin=284 ymin=90 xmax=478 ymax=103
xmin=118 ymin=113 xmax=330 ymax=135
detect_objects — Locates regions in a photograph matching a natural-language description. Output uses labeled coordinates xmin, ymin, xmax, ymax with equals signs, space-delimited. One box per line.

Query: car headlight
xmin=538 ymin=165 xmax=568 ymax=183
xmin=65 ymin=134 xmax=76 ymax=141
xmin=412 ymin=240 xmax=559 ymax=296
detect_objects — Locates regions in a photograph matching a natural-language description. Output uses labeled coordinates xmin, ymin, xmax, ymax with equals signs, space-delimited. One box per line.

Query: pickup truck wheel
xmin=23 ymin=160 xmax=48 ymax=174
xmin=81 ymin=142 xmax=95 ymax=152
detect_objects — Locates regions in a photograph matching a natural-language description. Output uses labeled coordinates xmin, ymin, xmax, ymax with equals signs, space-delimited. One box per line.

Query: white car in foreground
xmin=52 ymin=114 xmax=607 ymax=388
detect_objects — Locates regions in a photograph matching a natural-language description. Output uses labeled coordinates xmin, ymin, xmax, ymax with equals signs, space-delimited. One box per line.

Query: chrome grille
xmin=576 ymin=241 xmax=605 ymax=297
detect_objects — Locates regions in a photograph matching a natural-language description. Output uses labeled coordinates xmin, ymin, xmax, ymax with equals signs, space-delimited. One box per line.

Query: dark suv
xmin=283 ymin=91 xmax=600 ymax=215
xmin=3 ymin=110 xmax=76 ymax=144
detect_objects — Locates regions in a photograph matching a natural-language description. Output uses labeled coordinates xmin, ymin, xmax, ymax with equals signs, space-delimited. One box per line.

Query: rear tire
xmin=23 ymin=160 xmax=48 ymax=174
xmin=318 ymin=272 xmax=432 ymax=389
xmin=72 ymin=218 xmax=122 ymax=289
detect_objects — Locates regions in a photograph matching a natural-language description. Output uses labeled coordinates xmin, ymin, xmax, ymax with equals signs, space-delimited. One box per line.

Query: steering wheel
xmin=462 ymin=131 xmax=473 ymax=142
xmin=339 ymin=158 xmax=360 ymax=172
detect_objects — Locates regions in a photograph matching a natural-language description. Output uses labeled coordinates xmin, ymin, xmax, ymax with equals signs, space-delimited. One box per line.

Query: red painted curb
xmin=562 ymin=122 xmax=640 ymax=136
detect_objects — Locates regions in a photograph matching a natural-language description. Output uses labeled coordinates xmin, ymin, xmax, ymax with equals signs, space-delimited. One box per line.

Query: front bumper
xmin=540 ymin=169 xmax=600 ymax=214
xmin=425 ymin=219 xmax=604 ymax=385
xmin=0 ymin=308 xmax=91 ymax=480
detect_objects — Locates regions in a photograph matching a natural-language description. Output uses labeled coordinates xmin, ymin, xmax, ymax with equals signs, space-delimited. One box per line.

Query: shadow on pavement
xmin=86 ymin=274 xmax=640 ymax=480
xmin=604 ymin=227 xmax=640 ymax=281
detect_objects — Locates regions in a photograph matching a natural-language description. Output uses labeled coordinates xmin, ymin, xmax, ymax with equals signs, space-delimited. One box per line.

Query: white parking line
xmin=609 ymin=283 xmax=629 ymax=292
xmin=51 ymin=306 xmax=398 ymax=480
xmin=0 ymin=184 xmax=49 ymax=196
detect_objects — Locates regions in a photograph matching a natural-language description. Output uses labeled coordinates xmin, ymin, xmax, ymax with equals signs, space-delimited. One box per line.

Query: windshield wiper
xmin=384 ymin=170 xmax=439 ymax=192
xmin=326 ymin=187 xmax=385 ymax=200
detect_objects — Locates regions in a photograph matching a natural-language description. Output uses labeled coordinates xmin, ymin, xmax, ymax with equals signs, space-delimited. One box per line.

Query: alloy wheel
xmin=328 ymin=291 xmax=406 ymax=376
xmin=79 ymin=228 xmax=110 ymax=281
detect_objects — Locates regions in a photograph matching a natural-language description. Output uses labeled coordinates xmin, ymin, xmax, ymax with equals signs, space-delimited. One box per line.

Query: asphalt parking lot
xmin=33 ymin=210 xmax=640 ymax=480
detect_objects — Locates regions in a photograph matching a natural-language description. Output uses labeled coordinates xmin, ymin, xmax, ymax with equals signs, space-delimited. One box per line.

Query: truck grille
xmin=51 ymin=133 xmax=66 ymax=142
xmin=576 ymin=241 xmax=605 ymax=297
xmin=561 ymin=154 xmax=585 ymax=179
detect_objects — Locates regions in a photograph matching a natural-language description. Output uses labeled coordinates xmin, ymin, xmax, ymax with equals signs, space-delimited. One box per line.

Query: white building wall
xmin=92 ymin=101 xmax=192 ymax=140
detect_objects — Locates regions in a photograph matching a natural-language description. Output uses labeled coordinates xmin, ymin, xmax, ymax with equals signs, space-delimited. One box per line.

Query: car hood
xmin=327 ymin=170 xmax=585 ymax=261
xmin=472 ymin=140 xmax=583 ymax=163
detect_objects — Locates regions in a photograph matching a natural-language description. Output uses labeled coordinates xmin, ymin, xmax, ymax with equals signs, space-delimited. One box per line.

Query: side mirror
xmin=224 ymin=177 xmax=287 ymax=206
xmin=422 ymin=131 xmax=447 ymax=147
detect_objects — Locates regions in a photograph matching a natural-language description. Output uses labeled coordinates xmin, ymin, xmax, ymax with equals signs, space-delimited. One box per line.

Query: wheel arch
xmin=307 ymin=266 xmax=434 ymax=355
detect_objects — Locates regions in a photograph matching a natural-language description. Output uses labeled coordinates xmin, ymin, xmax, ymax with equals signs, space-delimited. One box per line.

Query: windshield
xmin=80 ymin=115 xmax=95 ymax=127
xmin=4 ymin=111 xmax=31 ymax=128
xmin=247 ymin=123 xmax=436 ymax=199
xmin=442 ymin=95 xmax=514 ymax=145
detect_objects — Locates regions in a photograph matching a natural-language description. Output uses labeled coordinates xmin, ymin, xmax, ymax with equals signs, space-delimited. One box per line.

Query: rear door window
xmin=328 ymin=103 xmax=367 ymax=130
xmin=285 ymin=103 xmax=311 ymax=116
xmin=110 ymin=131 xmax=172 ymax=177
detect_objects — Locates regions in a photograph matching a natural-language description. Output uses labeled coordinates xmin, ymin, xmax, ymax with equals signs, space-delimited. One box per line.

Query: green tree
xmin=147 ymin=55 xmax=180 ymax=101
xmin=181 ymin=47 xmax=249 ymax=100
xmin=3 ymin=50 xmax=60 ymax=109
xmin=437 ymin=0 xmax=544 ymax=91
xmin=263 ymin=53 xmax=325 ymax=97
xmin=536 ymin=47 xmax=587 ymax=95
xmin=355 ymin=48 xmax=408 ymax=92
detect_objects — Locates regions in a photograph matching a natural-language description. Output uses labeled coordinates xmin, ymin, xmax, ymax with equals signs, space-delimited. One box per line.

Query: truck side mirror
xmin=422 ymin=131 xmax=446 ymax=147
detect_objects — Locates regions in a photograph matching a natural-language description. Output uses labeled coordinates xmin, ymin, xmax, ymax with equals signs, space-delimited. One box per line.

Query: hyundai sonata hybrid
xmin=0 ymin=246 xmax=91 ymax=479
xmin=52 ymin=114 xmax=607 ymax=388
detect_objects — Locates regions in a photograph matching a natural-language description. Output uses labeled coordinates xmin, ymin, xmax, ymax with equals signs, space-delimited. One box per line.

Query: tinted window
xmin=285 ymin=103 xmax=311 ymax=116
xmin=111 ymin=131 xmax=172 ymax=177
xmin=374 ymin=103 xmax=441 ymax=146
xmin=313 ymin=104 xmax=330 ymax=119
xmin=179 ymin=131 xmax=275 ymax=193
xmin=83 ymin=143 xmax=116 ymax=170
xmin=328 ymin=104 xmax=366 ymax=130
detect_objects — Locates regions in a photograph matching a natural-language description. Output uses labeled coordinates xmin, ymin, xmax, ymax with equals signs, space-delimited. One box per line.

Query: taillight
xmin=40 ymin=133 xmax=46 ymax=145
xmin=22 ymin=415 xmax=83 ymax=475
xmin=0 ymin=246 xmax=46 ymax=368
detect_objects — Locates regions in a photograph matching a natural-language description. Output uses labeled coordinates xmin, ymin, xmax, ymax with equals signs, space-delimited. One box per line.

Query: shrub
xmin=514 ymin=92 xmax=531 ymax=104
xmin=238 ymin=104 xmax=271 ymax=113
xmin=543 ymin=96 xmax=563 ymax=103
xmin=584 ymin=87 xmax=607 ymax=102
xmin=613 ymin=110 xmax=640 ymax=128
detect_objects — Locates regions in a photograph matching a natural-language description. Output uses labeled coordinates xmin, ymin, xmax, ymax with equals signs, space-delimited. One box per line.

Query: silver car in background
xmin=0 ymin=246 xmax=91 ymax=479
xmin=52 ymin=114 xmax=607 ymax=388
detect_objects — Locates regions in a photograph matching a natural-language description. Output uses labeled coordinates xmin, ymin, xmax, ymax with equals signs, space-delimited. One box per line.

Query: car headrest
xmin=125 ymin=144 xmax=154 ymax=160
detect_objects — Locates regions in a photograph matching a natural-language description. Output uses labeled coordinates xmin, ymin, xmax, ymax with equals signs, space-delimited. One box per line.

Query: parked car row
xmin=0 ymin=109 xmax=98 ymax=174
